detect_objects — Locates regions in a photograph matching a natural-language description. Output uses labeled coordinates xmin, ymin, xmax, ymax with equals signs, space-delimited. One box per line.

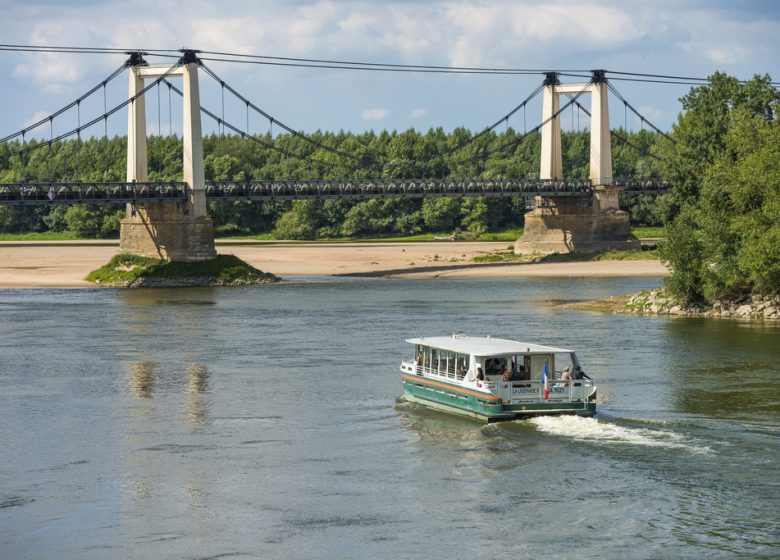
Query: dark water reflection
xmin=0 ymin=279 xmax=778 ymax=559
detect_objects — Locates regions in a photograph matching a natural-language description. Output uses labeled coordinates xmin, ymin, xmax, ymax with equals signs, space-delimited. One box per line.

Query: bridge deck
xmin=0 ymin=178 xmax=669 ymax=205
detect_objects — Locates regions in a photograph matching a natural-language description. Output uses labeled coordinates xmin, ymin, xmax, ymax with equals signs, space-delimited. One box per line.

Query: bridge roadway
xmin=0 ymin=177 xmax=668 ymax=206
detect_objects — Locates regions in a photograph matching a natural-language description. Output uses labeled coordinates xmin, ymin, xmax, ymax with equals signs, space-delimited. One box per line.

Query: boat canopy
xmin=406 ymin=335 xmax=573 ymax=356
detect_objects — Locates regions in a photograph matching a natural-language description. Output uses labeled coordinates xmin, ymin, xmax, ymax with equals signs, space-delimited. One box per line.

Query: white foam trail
xmin=529 ymin=416 xmax=711 ymax=453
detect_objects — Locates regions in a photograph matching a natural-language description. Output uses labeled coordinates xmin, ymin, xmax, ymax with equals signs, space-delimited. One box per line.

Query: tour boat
xmin=400 ymin=333 xmax=597 ymax=422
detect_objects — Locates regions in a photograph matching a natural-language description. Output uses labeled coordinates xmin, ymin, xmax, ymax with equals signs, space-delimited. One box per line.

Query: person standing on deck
xmin=572 ymin=365 xmax=592 ymax=380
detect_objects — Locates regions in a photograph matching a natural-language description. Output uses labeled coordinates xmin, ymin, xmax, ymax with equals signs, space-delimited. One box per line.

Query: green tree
xmin=661 ymin=75 xmax=780 ymax=302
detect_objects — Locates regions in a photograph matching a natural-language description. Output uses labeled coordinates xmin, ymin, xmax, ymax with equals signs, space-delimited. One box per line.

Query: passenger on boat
xmin=416 ymin=352 xmax=423 ymax=365
xmin=500 ymin=367 xmax=513 ymax=381
xmin=457 ymin=364 xmax=467 ymax=379
xmin=572 ymin=365 xmax=592 ymax=380
xmin=560 ymin=366 xmax=572 ymax=381
xmin=516 ymin=363 xmax=529 ymax=380
xmin=476 ymin=367 xmax=484 ymax=381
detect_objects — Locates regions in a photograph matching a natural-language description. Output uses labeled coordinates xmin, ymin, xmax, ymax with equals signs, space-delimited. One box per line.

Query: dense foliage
xmin=85 ymin=253 xmax=278 ymax=286
xmin=0 ymin=127 xmax=666 ymax=238
xmin=660 ymin=73 xmax=780 ymax=303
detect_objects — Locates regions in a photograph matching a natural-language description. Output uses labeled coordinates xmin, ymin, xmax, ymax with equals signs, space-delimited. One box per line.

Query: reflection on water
xmin=1 ymin=278 xmax=778 ymax=560
xmin=129 ymin=360 xmax=155 ymax=398
xmin=128 ymin=360 xmax=211 ymax=425
xmin=664 ymin=318 xmax=780 ymax=422
xmin=185 ymin=363 xmax=209 ymax=426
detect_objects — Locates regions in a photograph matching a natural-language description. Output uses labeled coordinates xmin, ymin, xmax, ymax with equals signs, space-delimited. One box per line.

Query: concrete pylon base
xmin=119 ymin=202 xmax=217 ymax=262
xmin=514 ymin=206 xmax=639 ymax=255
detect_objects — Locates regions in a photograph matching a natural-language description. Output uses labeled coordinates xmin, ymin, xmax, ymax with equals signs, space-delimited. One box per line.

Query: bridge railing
xmin=0 ymin=182 xmax=187 ymax=205
xmin=598 ymin=177 xmax=671 ymax=194
xmin=0 ymin=177 xmax=670 ymax=205
xmin=204 ymin=178 xmax=594 ymax=201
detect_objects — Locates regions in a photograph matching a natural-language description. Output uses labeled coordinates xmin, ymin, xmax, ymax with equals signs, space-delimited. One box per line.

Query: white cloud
xmin=442 ymin=2 xmax=644 ymax=67
xmin=1 ymin=1 xmax=779 ymax=135
xmin=12 ymin=26 xmax=89 ymax=94
xmin=637 ymin=106 xmax=665 ymax=122
xmin=703 ymin=45 xmax=750 ymax=66
xmin=410 ymin=108 xmax=428 ymax=119
xmin=23 ymin=110 xmax=50 ymax=129
xmin=362 ymin=108 xmax=391 ymax=121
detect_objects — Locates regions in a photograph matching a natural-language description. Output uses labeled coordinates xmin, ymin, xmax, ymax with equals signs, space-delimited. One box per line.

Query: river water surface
xmin=1 ymin=277 xmax=778 ymax=559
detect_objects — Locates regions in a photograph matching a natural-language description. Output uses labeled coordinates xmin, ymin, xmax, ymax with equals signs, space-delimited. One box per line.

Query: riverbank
xmin=561 ymin=289 xmax=780 ymax=320
xmin=0 ymin=241 xmax=668 ymax=288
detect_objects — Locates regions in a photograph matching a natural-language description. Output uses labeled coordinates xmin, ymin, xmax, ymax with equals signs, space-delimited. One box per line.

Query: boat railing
xmin=487 ymin=378 xmax=595 ymax=400
xmin=415 ymin=364 xmax=467 ymax=382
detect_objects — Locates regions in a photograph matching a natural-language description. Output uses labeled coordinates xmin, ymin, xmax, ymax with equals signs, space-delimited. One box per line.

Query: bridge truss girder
xmin=0 ymin=182 xmax=187 ymax=205
xmin=0 ymin=177 xmax=668 ymax=206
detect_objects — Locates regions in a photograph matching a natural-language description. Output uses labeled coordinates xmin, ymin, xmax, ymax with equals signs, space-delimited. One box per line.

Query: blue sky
xmin=1 ymin=0 xmax=778 ymax=141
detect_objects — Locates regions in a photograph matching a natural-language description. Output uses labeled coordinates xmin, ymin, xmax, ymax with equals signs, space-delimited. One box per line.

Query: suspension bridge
xmin=0 ymin=48 xmax=673 ymax=260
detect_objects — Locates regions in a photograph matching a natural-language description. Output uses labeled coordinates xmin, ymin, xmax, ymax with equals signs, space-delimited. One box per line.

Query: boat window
xmin=511 ymin=354 xmax=530 ymax=380
xmin=430 ymin=348 xmax=439 ymax=372
xmin=486 ymin=356 xmax=510 ymax=375
xmin=529 ymin=355 xmax=553 ymax=381
xmin=455 ymin=353 xmax=468 ymax=378
xmin=445 ymin=351 xmax=456 ymax=375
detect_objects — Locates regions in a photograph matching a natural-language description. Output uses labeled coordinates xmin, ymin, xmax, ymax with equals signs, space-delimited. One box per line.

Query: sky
xmin=1 ymin=0 xmax=779 ymax=141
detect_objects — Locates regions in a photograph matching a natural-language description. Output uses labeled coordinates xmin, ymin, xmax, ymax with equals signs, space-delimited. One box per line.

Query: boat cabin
xmin=400 ymin=333 xmax=596 ymax=421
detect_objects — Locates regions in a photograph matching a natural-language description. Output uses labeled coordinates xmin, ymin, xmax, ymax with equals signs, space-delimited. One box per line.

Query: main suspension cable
xmin=199 ymin=61 xmax=361 ymax=163
xmin=162 ymin=79 xmax=363 ymax=174
xmin=0 ymin=62 xmax=127 ymax=143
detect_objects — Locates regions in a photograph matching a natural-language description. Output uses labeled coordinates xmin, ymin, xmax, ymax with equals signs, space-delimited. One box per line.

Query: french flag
xmin=542 ymin=360 xmax=549 ymax=400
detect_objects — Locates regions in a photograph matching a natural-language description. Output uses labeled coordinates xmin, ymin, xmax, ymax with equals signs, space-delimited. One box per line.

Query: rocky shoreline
xmin=93 ymin=275 xmax=278 ymax=288
xmin=619 ymin=289 xmax=780 ymax=320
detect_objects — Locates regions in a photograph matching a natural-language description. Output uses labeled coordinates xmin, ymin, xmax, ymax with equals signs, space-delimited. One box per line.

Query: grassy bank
xmin=631 ymin=227 xmax=665 ymax=239
xmin=472 ymin=248 xmax=659 ymax=264
xmin=2 ymin=226 xmax=662 ymax=243
xmin=0 ymin=231 xmax=89 ymax=241
xmin=86 ymin=254 xmax=279 ymax=287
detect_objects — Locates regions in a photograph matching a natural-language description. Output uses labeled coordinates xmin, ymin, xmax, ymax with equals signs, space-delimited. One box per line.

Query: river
xmin=1 ymin=277 xmax=778 ymax=559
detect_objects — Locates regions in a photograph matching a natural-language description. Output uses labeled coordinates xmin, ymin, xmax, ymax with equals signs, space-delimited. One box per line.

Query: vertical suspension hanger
xmin=48 ymin=116 xmax=53 ymax=183
xmin=103 ymin=83 xmax=108 ymax=181
xmin=102 ymin=81 xmax=108 ymax=180
xmin=77 ymin=99 xmax=81 ymax=181
xmin=221 ymin=82 xmax=225 ymax=137
xmin=523 ymin=103 xmax=526 ymax=134
xmin=168 ymin=82 xmax=172 ymax=137
xmin=246 ymin=101 xmax=250 ymax=135
xmin=21 ymin=131 xmax=26 ymax=181
xmin=157 ymin=80 xmax=162 ymax=176
xmin=624 ymin=100 xmax=627 ymax=132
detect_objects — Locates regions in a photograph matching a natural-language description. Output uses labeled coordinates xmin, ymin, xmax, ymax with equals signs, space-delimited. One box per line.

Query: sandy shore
xmin=0 ymin=240 xmax=668 ymax=288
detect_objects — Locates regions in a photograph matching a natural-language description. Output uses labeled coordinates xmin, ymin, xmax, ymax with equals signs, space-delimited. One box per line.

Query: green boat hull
xmin=401 ymin=374 xmax=596 ymax=423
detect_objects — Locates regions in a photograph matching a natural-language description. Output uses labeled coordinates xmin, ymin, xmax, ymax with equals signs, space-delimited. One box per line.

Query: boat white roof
xmin=406 ymin=335 xmax=573 ymax=355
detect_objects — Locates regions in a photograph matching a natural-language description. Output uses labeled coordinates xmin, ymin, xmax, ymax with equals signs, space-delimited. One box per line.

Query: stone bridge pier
xmin=119 ymin=51 xmax=216 ymax=262
xmin=515 ymin=71 xmax=639 ymax=255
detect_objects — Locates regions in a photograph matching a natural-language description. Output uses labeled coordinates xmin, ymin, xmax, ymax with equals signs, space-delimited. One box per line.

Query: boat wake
xmin=529 ymin=416 xmax=712 ymax=454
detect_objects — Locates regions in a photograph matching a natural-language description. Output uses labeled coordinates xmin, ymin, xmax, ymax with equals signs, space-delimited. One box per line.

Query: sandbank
xmin=0 ymin=240 xmax=668 ymax=288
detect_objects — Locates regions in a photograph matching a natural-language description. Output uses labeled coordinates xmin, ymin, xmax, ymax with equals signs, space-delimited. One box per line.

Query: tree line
xmin=659 ymin=73 xmax=780 ymax=303
xmin=0 ymin=126 xmax=665 ymax=238
xmin=2 ymin=71 xmax=777 ymax=304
